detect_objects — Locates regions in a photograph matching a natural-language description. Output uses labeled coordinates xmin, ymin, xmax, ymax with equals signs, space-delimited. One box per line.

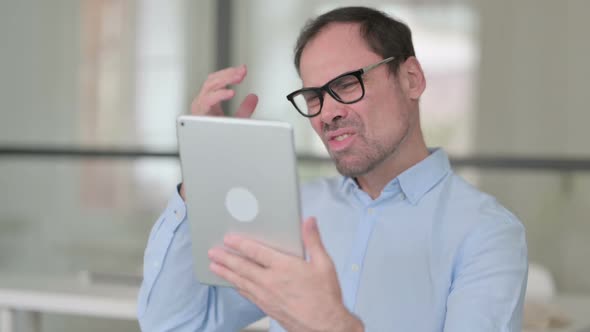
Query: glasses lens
xmin=292 ymin=90 xmax=322 ymax=116
xmin=328 ymin=74 xmax=363 ymax=102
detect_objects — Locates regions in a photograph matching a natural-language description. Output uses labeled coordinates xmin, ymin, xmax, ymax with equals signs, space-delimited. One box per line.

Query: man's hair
xmin=294 ymin=6 xmax=415 ymax=76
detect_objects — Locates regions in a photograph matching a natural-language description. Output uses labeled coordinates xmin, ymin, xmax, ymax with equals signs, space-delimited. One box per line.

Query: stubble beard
xmin=328 ymin=122 xmax=411 ymax=178
xmin=330 ymin=135 xmax=398 ymax=177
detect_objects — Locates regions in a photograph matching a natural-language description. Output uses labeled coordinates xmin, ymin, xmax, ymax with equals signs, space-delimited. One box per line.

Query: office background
xmin=0 ymin=0 xmax=588 ymax=331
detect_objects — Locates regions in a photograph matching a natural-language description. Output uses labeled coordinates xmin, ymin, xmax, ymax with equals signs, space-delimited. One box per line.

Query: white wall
xmin=476 ymin=0 xmax=590 ymax=293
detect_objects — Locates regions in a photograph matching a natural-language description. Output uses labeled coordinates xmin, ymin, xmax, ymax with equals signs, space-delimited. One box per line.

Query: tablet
xmin=176 ymin=115 xmax=304 ymax=287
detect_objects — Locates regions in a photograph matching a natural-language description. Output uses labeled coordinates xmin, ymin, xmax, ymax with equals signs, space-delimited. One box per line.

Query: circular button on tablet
xmin=225 ymin=187 xmax=259 ymax=222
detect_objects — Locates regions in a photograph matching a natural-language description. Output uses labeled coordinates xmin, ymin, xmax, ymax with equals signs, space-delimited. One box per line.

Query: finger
xmin=209 ymin=261 xmax=262 ymax=296
xmin=208 ymin=247 xmax=266 ymax=282
xmin=190 ymin=89 xmax=233 ymax=116
xmin=211 ymin=261 xmax=292 ymax=328
xmin=302 ymin=217 xmax=330 ymax=265
xmin=203 ymin=65 xmax=247 ymax=92
xmin=234 ymin=93 xmax=259 ymax=118
xmin=206 ymin=64 xmax=246 ymax=85
xmin=223 ymin=234 xmax=281 ymax=268
xmin=210 ymin=262 xmax=271 ymax=316
xmin=193 ymin=89 xmax=236 ymax=115
xmin=190 ymin=99 xmax=222 ymax=116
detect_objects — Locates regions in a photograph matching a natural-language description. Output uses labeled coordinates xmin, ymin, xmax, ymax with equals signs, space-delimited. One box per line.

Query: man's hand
xmin=208 ymin=217 xmax=364 ymax=332
xmin=191 ymin=64 xmax=258 ymax=118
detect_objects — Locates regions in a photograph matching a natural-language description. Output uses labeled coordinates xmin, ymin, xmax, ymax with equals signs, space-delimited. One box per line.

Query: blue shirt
xmin=137 ymin=149 xmax=528 ymax=331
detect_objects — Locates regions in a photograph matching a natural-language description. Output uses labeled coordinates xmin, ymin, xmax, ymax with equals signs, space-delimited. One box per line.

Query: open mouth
xmin=326 ymin=130 xmax=356 ymax=152
xmin=333 ymin=133 xmax=352 ymax=142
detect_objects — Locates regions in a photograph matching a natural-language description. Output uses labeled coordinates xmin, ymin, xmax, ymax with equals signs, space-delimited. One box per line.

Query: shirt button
xmin=367 ymin=208 xmax=375 ymax=215
xmin=351 ymin=264 xmax=359 ymax=272
xmin=400 ymin=193 xmax=406 ymax=200
xmin=174 ymin=210 xmax=182 ymax=220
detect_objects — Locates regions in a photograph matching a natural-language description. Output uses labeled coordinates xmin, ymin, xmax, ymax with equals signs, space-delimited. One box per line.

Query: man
xmin=138 ymin=6 xmax=527 ymax=332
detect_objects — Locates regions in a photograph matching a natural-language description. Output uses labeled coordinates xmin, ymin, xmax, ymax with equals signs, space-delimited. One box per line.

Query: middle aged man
xmin=138 ymin=6 xmax=528 ymax=332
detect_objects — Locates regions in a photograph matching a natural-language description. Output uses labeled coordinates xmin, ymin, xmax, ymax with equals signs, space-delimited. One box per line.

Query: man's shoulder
xmin=435 ymin=172 xmax=523 ymax=234
xmin=426 ymin=173 xmax=526 ymax=265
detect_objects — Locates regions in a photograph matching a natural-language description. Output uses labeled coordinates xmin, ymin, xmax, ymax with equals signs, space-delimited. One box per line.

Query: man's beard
xmin=329 ymin=135 xmax=400 ymax=177
xmin=326 ymin=123 xmax=410 ymax=178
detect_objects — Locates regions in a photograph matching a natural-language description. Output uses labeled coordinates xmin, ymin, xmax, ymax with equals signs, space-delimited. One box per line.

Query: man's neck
xmin=355 ymin=139 xmax=429 ymax=200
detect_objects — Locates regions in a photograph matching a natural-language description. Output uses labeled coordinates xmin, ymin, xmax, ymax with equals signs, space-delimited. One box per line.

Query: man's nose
xmin=320 ymin=95 xmax=348 ymax=124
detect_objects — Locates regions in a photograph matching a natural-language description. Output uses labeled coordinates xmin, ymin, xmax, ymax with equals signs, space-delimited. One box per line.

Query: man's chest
xmin=314 ymin=208 xmax=453 ymax=330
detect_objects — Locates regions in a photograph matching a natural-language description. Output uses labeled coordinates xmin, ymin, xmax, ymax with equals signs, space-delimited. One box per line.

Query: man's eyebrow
xmin=302 ymin=74 xmax=338 ymax=89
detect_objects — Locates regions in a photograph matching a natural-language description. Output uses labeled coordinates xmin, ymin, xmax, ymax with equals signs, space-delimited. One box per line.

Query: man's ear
xmin=399 ymin=56 xmax=426 ymax=100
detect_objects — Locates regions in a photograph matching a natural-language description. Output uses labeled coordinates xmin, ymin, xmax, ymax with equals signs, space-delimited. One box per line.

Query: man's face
xmin=299 ymin=23 xmax=413 ymax=177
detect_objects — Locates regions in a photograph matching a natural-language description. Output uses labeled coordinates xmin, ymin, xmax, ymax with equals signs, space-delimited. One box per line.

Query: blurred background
xmin=0 ymin=0 xmax=588 ymax=331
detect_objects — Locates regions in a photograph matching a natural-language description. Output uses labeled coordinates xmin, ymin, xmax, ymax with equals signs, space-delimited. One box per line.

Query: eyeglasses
xmin=286 ymin=56 xmax=395 ymax=118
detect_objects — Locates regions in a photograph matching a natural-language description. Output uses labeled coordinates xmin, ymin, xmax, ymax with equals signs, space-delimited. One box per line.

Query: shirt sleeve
xmin=137 ymin=188 xmax=265 ymax=331
xmin=443 ymin=214 xmax=528 ymax=332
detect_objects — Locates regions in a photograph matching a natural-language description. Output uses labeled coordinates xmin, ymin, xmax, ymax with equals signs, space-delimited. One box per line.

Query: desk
xmin=0 ymin=274 xmax=268 ymax=332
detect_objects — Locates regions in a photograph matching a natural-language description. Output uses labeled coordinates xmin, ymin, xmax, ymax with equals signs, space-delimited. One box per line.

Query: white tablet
xmin=176 ymin=115 xmax=304 ymax=287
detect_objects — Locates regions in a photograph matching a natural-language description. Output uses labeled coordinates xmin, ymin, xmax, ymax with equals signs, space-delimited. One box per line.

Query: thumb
xmin=302 ymin=217 xmax=329 ymax=265
xmin=235 ymin=93 xmax=258 ymax=118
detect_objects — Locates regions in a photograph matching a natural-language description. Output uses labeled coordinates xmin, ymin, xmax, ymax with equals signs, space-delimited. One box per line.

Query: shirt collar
xmin=339 ymin=175 xmax=359 ymax=192
xmin=397 ymin=148 xmax=451 ymax=205
xmin=338 ymin=148 xmax=451 ymax=204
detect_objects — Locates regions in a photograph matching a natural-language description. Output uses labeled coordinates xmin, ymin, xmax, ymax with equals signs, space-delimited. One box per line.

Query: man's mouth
xmin=333 ymin=133 xmax=352 ymax=142
xmin=326 ymin=130 xmax=357 ymax=152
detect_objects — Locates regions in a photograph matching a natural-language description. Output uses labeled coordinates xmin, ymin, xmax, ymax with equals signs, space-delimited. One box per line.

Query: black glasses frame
xmin=286 ymin=56 xmax=395 ymax=118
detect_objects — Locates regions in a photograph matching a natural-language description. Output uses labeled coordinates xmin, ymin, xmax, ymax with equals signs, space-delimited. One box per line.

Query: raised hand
xmin=190 ymin=64 xmax=259 ymax=118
